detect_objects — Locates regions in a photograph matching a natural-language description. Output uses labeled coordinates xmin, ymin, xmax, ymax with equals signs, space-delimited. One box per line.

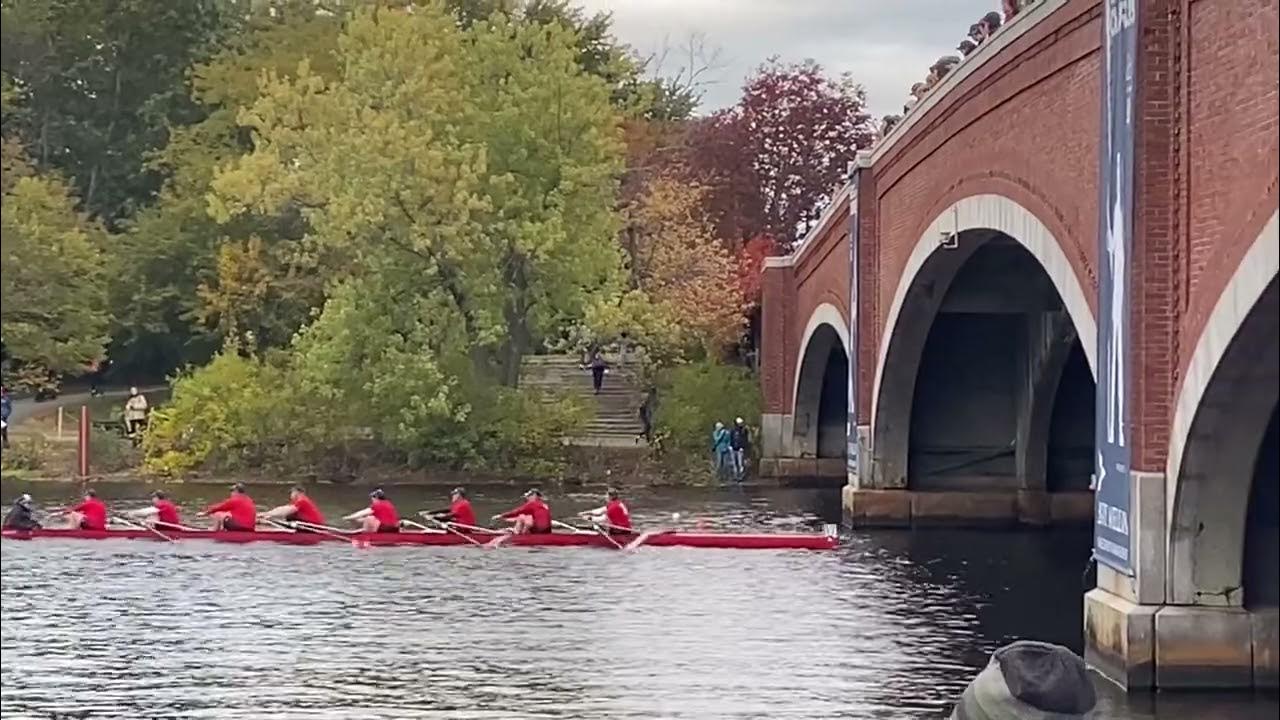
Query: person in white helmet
xmin=729 ymin=417 xmax=751 ymax=482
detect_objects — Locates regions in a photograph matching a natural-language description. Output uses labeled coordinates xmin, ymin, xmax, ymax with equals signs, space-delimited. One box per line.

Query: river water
xmin=0 ymin=480 xmax=1274 ymax=719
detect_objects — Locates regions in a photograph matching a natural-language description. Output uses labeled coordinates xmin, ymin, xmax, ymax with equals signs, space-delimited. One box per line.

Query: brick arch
xmin=791 ymin=303 xmax=850 ymax=459
xmin=1166 ymin=211 xmax=1279 ymax=606
xmin=869 ymin=194 xmax=1097 ymax=488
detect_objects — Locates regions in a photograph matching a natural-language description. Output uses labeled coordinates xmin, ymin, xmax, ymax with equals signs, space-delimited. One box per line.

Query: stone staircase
xmin=520 ymin=354 xmax=646 ymax=447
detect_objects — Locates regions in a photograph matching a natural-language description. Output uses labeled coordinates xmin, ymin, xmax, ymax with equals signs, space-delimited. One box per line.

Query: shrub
xmin=1 ymin=435 xmax=49 ymax=471
xmin=90 ymin=427 xmax=142 ymax=474
xmin=653 ymin=360 xmax=761 ymax=464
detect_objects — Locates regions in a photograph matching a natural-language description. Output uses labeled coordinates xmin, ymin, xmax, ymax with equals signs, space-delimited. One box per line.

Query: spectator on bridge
xmin=1002 ymin=0 xmax=1022 ymax=22
xmin=931 ymin=55 xmax=961 ymax=83
xmin=968 ymin=22 xmax=985 ymax=46
xmin=904 ymin=82 xmax=927 ymax=113
xmin=978 ymin=11 xmax=1003 ymax=41
xmin=880 ymin=114 xmax=902 ymax=137
xmin=958 ymin=39 xmax=977 ymax=58
xmin=949 ymin=640 xmax=1096 ymax=720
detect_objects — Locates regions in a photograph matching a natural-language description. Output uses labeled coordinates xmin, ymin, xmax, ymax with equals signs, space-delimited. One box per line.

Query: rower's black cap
xmin=606 ymin=488 xmax=619 ymax=500
xmin=84 ymin=488 xmax=97 ymax=498
xmin=524 ymin=488 xmax=542 ymax=498
xmin=451 ymin=487 xmax=466 ymax=498
xmin=231 ymin=483 xmax=246 ymax=494
xmin=151 ymin=490 xmax=167 ymax=500
xmin=370 ymin=488 xmax=386 ymax=499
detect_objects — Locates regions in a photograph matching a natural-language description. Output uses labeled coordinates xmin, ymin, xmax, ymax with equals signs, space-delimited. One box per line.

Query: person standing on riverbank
xmin=124 ymin=387 xmax=149 ymax=440
xmin=1 ymin=386 xmax=11 ymax=449
xmin=729 ymin=417 xmax=751 ymax=482
xmin=711 ymin=422 xmax=732 ymax=479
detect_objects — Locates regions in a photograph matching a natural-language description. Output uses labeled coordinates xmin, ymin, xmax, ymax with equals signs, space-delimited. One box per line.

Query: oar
xmin=111 ymin=514 xmax=175 ymax=543
xmin=415 ymin=517 xmax=490 ymax=547
xmin=272 ymin=518 xmax=358 ymax=543
xmin=397 ymin=519 xmax=447 ymax=535
xmin=485 ymin=531 xmax=513 ymax=548
xmin=292 ymin=520 xmax=359 ymax=536
xmin=588 ymin=521 xmax=624 ymax=550
xmin=551 ymin=519 xmax=596 ymax=535
xmin=430 ymin=517 xmax=504 ymax=535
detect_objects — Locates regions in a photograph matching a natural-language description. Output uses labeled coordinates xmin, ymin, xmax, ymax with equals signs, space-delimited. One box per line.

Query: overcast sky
xmin=576 ymin=0 xmax=996 ymax=119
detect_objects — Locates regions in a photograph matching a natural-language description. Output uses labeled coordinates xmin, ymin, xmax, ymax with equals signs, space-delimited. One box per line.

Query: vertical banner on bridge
xmin=1095 ymin=0 xmax=1138 ymax=575
xmin=847 ymin=170 xmax=861 ymax=478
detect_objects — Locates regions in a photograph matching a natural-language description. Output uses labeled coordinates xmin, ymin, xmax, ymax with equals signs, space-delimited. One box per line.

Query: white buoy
xmin=672 ymin=512 xmax=681 ymax=522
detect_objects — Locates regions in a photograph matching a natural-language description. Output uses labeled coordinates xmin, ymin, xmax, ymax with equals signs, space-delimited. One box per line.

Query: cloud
xmin=576 ymin=0 xmax=995 ymax=118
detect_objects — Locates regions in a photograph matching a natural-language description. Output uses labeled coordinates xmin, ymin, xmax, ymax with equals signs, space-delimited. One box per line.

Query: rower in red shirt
xmin=261 ymin=485 xmax=326 ymax=527
xmin=128 ymin=490 xmax=182 ymax=528
xmin=66 ymin=489 xmax=108 ymax=530
xmin=343 ymin=488 xmax=400 ymax=533
xmin=494 ymin=488 xmax=552 ymax=534
xmin=424 ymin=487 xmax=477 ymax=528
xmin=201 ymin=483 xmax=257 ymax=531
xmin=580 ymin=488 xmax=632 ymax=534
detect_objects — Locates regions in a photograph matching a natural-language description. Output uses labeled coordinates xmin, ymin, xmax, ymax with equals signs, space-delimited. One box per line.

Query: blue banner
xmin=847 ymin=170 xmax=861 ymax=477
xmin=1095 ymin=0 xmax=1138 ymax=575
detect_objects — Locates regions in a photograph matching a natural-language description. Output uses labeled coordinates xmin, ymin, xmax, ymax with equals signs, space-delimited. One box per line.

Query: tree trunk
xmin=498 ymin=252 xmax=532 ymax=388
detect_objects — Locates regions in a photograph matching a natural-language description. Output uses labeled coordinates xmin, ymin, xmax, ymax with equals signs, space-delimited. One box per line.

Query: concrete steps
xmin=520 ymin=354 xmax=645 ymax=445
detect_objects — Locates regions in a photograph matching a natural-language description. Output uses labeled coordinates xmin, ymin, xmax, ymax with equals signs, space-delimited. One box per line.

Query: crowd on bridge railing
xmin=877 ymin=0 xmax=1039 ymax=139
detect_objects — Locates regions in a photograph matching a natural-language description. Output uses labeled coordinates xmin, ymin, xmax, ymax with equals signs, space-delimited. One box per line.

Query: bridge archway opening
xmin=879 ymin=231 xmax=1095 ymax=492
xmin=793 ymin=323 xmax=849 ymax=459
xmin=1170 ymin=273 xmax=1279 ymax=608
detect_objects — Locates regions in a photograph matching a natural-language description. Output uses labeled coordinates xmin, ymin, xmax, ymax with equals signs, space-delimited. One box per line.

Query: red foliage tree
xmin=735 ymin=233 xmax=777 ymax=309
xmin=685 ymin=58 xmax=874 ymax=252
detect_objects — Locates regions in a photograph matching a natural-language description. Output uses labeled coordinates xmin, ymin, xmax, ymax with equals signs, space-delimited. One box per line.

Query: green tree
xmin=0 ymin=0 xmax=231 ymax=222
xmin=0 ymin=168 xmax=110 ymax=382
xmin=211 ymin=3 xmax=625 ymax=385
xmin=108 ymin=3 xmax=345 ymax=373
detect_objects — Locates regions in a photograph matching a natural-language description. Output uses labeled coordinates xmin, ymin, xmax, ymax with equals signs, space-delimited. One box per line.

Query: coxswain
xmin=3 ymin=494 xmax=41 ymax=530
xmin=261 ymin=485 xmax=326 ymax=527
xmin=202 ymin=483 xmax=257 ymax=531
xmin=129 ymin=490 xmax=183 ymax=528
xmin=494 ymin=488 xmax=552 ymax=534
xmin=579 ymin=488 xmax=632 ymax=534
xmin=66 ymin=489 xmax=108 ymax=530
xmin=424 ymin=487 xmax=476 ymax=527
xmin=343 ymin=488 xmax=400 ymax=533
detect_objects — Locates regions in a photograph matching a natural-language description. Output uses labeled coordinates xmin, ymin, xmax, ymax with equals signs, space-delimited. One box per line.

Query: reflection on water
xmin=0 ymin=480 xmax=1274 ymax=719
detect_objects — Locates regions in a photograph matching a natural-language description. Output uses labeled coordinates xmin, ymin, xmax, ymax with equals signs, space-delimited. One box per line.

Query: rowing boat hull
xmin=1 ymin=527 xmax=838 ymax=550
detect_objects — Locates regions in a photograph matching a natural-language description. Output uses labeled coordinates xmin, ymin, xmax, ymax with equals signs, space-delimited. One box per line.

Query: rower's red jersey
xmin=449 ymin=498 xmax=476 ymax=527
xmin=206 ymin=494 xmax=256 ymax=530
xmin=604 ymin=499 xmax=631 ymax=530
xmin=290 ymin=494 xmax=325 ymax=525
xmin=71 ymin=497 xmax=107 ymax=530
xmin=502 ymin=498 xmax=552 ymax=531
xmin=154 ymin=499 xmax=181 ymax=526
xmin=370 ymin=498 xmax=399 ymax=528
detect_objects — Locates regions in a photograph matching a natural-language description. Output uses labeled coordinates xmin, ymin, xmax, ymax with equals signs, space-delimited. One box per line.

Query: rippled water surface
xmin=1 ymin=480 xmax=1275 ymax=719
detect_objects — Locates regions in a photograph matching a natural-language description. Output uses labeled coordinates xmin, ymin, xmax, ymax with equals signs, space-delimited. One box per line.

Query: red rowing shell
xmin=1 ymin=527 xmax=839 ymax=550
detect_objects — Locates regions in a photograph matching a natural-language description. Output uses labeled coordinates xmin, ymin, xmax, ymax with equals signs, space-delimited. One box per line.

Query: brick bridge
xmin=756 ymin=0 xmax=1277 ymax=691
